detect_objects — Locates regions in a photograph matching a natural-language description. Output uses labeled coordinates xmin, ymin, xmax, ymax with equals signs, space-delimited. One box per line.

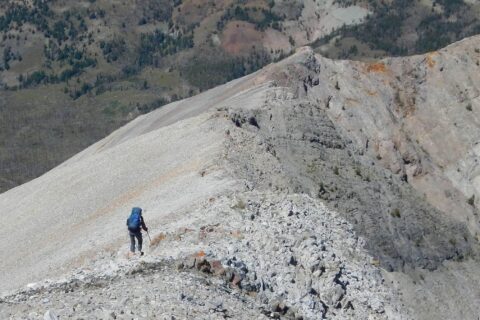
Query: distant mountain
xmin=1 ymin=0 xmax=479 ymax=193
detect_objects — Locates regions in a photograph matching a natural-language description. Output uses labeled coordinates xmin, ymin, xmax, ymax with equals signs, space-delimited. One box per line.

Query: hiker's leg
xmin=129 ymin=233 xmax=136 ymax=252
xmin=136 ymin=232 xmax=143 ymax=252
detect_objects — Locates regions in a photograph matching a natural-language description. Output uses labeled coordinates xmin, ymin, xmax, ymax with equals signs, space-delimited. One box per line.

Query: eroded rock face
xmin=223 ymin=71 xmax=475 ymax=272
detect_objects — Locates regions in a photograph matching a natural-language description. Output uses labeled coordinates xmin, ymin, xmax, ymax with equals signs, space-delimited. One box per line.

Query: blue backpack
xmin=127 ymin=207 xmax=142 ymax=230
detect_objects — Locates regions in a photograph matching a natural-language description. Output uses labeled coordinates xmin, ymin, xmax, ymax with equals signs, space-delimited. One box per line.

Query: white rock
xmin=43 ymin=310 xmax=58 ymax=320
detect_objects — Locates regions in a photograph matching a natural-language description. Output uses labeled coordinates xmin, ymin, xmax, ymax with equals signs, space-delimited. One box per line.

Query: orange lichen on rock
xmin=365 ymin=62 xmax=387 ymax=73
xmin=195 ymin=250 xmax=206 ymax=257
xmin=345 ymin=98 xmax=360 ymax=107
xmin=150 ymin=232 xmax=166 ymax=247
xmin=426 ymin=52 xmax=437 ymax=68
xmin=230 ymin=230 xmax=244 ymax=239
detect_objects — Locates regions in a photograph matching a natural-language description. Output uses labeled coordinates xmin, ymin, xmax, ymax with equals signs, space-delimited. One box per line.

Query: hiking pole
xmin=143 ymin=208 xmax=152 ymax=243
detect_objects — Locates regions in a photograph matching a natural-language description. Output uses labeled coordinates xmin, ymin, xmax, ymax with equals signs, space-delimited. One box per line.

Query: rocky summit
xmin=1 ymin=35 xmax=480 ymax=319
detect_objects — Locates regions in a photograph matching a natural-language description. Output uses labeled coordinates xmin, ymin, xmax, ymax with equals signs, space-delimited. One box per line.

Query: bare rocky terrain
xmin=1 ymin=35 xmax=480 ymax=319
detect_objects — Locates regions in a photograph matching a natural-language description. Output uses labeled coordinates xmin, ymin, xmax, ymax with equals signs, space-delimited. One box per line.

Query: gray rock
xmin=43 ymin=310 xmax=58 ymax=320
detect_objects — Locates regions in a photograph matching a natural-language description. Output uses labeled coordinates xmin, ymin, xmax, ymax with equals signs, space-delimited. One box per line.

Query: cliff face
xmin=1 ymin=36 xmax=480 ymax=319
xmin=250 ymin=39 xmax=480 ymax=272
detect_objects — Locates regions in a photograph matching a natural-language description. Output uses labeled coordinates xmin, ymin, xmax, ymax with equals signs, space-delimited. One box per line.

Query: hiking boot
xmin=140 ymin=251 xmax=144 ymax=256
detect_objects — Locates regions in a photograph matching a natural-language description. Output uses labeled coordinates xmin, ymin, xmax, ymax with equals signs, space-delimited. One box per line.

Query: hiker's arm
xmin=141 ymin=217 xmax=148 ymax=231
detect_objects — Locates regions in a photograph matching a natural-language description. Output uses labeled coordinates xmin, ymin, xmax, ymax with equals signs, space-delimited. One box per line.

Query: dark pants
xmin=129 ymin=230 xmax=143 ymax=253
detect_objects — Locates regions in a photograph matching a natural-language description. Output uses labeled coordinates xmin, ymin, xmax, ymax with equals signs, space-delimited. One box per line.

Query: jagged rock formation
xmin=1 ymin=36 xmax=480 ymax=319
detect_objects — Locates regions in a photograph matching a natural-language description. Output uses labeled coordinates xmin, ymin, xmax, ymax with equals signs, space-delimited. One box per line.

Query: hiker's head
xmin=131 ymin=207 xmax=142 ymax=215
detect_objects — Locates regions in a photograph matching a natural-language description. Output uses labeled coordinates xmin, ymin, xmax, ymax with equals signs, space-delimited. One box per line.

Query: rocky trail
xmin=1 ymin=258 xmax=264 ymax=320
xmin=1 ymin=193 xmax=405 ymax=319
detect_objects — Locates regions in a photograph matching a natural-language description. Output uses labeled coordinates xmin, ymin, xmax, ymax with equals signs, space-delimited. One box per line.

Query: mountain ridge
xmin=1 ymin=35 xmax=480 ymax=319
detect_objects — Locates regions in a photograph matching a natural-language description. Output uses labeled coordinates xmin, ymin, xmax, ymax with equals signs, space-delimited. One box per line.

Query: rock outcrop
xmin=1 ymin=194 xmax=407 ymax=319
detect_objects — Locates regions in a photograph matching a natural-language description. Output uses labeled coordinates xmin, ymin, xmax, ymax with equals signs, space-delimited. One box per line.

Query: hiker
xmin=126 ymin=207 xmax=148 ymax=256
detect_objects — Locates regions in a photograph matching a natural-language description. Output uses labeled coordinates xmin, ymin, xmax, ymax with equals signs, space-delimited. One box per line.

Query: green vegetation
xmin=2 ymin=46 xmax=15 ymax=70
xmin=333 ymin=166 xmax=340 ymax=175
xmin=8 ymin=40 xmax=97 ymax=90
xmin=0 ymin=1 xmax=50 ymax=33
xmin=21 ymin=71 xmax=47 ymax=87
xmin=137 ymin=97 xmax=171 ymax=114
xmin=323 ymin=0 xmax=480 ymax=58
xmin=355 ymin=167 xmax=362 ymax=177
xmin=467 ymin=195 xmax=475 ymax=206
xmin=217 ymin=5 xmax=282 ymax=31
xmin=437 ymin=0 xmax=465 ymax=15
xmin=100 ymin=38 xmax=126 ymax=62
xmin=415 ymin=14 xmax=467 ymax=53
xmin=391 ymin=208 xmax=401 ymax=218
xmin=102 ymin=100 xmax=131 ymax=116
xmin=181 ymin=49 xmax=271 ymax=91
xmin=138 ymin=30 xmax=194 ymax=66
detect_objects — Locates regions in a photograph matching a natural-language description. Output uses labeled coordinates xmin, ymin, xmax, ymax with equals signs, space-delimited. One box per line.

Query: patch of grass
xmin=306 ymin=162 xmax=316 ymax=174
xmin=318 ymin=182 xmax=327 ymax=198
xmin=467 ymin=195 xmax=475 ymax=206
xmin=217 ymin=5 xmax=283 ymax=31
xmin=415 ymin=238 xmax=422 ymax=247
xmin=355 ymin=167 xmax=362 ymax=177
xmin=140 ymin=68 xmax=181 ymax=89
xmin=181 ymin=49 xmax=271 ymax=91
xmin=102 ymin=100 xmax=130 ymax=116
xmin=391 ymin=208 xmax=401 ymax=218
xmin=138 ymin=97 xmax=170 ymax=114
xmin=138 ymin=29 xmax=194 ymax=66
xmin=232 ymin=198 xmax=246 ymax=210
